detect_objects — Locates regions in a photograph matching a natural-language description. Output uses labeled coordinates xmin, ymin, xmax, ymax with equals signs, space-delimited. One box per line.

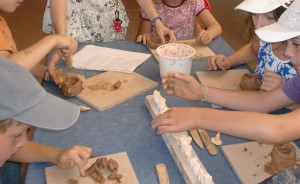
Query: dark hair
xmin=0 ymin=119 xmax=22 ymax=133
xmin=244 ymin=6 xmax=286 ymax=42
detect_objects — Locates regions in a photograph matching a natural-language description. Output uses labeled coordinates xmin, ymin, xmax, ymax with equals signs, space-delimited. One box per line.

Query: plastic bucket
xmin=156 ymin=43 xmax=195 ymax=77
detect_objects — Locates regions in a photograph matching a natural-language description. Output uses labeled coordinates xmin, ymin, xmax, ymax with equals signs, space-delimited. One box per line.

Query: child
xmin=0 ymin=58 xmax=92 ymax=183
xmin=136 ymin=0 xmax=176 ymax=43
xmin=0 ymin=0 xmax=84 ymax=88
xmin=206 ymin=0 xmax=296 ymax=91
xmin=136 ymin=0 xmax=222 ymax=45
xmin=43 ymin=0 xmax=129 ymax=43
xmin=151 ymin=0 xmax=300 ymax=144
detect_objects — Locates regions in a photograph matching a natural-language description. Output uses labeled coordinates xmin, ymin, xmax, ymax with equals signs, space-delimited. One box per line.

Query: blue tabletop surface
xmin=25 ymin=37 xmax=300 ymax=184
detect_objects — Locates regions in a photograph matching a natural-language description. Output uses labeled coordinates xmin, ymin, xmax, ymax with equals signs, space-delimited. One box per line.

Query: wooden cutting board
xmin=196 ymin=69 xmax=249 ymax=108
xmin=45 ymin=152 xmax=139 ymax=184
xmin=196 ymin=69 xmax=249 ymax=90
xmin=149 ymin=39 xmax=215 ymax=63
xmin=221 ymin=142 xmax=300 ymax=184
xmin=77 ymin=71 xmax=158 ymax=111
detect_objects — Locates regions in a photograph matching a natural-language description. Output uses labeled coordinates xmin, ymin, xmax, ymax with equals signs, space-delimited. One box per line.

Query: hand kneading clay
xmin=148 ymin=34 xmax=170 ymax=49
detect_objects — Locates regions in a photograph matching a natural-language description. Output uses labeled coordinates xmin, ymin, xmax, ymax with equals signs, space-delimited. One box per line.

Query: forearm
xmin=227 ymin=43 xmax=257 ymax=67
xmin=9 ymin=141 xmax=61 ymax=164
xmin=30 ymin=64 xmax=48 ymax=79
xmin=7 ymin=35 xmax=60 ymax=70
xmin=206 ymin=24 xmax=222 ymax=40
xmin=204 ymin=86 xmax=292 ymax=112
xmin=49 ymin=0 xmax=67 ymax=34
xmin=136 ymin=0 xmax=158 ymax=20
xmin=197 ymin=108 xmax=298 ymax=144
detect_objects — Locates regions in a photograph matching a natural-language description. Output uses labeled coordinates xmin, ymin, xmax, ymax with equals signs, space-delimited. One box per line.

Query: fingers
xmin=72 ymin=146 xmax=92 ymax=176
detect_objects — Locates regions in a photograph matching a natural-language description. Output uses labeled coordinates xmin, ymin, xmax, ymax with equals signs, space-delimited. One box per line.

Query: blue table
xmin=25 ymin=37 xmax=295 ymax=184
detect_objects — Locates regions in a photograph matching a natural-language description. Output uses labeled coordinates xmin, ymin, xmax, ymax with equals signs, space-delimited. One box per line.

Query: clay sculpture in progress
xmin=239 ymin=73 xmax=261 ymax=91
xmin=61 ymin=77 xmax=83 ymax=97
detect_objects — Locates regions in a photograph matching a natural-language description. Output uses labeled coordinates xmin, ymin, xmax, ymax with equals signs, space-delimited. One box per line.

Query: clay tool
xmin=189 ymin=129 xmax=203 ymax=149
xmin=65 ymin=56 xmax=73 ymax=73
xmin=155 ymin=163 xmax=170 ymax=184
xmin=197 ymin=129 xmax=218 ymax=155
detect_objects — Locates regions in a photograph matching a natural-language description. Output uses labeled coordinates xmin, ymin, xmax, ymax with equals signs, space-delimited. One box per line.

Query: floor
xmin=2 ymin=0 xmax=247 ymax=51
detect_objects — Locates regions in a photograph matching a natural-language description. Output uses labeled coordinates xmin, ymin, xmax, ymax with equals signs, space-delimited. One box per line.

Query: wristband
xmin=201 ymin=85 xmax=208 ymax=102
xmin=152 ymin=16 xmax=162 ymax=26
xmin=43 ymin=70 xmax=51 ymax=81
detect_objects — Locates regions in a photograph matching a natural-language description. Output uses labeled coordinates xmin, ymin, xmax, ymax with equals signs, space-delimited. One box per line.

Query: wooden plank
xmin=156 ymin=163 xmax=170 ymax=184
xmin=145 ymin=95 xmax=214 ymax=184
xmin=148 ymin=39 xmax=215 ymax=63
xmin=45 ymin=152 xmax=139 ymax=184
xmin=189 ymin=129 xmax=203 ymax=149
xmin=77 ymin=71 xmax=158 ymax=111
xmin=198 ymin=129 xmax=218 ymax=155
xmin=221 ymin=142 xmax=300 ymax=184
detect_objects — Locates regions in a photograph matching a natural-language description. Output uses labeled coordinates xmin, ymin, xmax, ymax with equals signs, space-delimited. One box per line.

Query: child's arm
xmin=9 ymin=141 xmax=92 ymax=176
xmin=136 ymin=0 xmax=176 ymax=43
xmin=206 ymin=43 xmax=258 ymax=70
xmin=161 ymin=71 xmax=294 ymax=112
xmin=0 ymin=34 xmax=77 ymax=71
xmin=49 ymin=0 xmax=67 ymax=34
xmin=151 ymin=107 xmax=300 ymax=144
xmin=196 ymin=9 xmax=222 ymax=45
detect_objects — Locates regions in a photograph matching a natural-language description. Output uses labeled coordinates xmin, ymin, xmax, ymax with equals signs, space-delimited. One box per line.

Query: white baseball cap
xmin=255 ymin=0 xmax=300 ymax=42
xmin=0 ymin=57 xmax=80 ymax=130
xmin=235 ymin=0 xmax=290 ymax=13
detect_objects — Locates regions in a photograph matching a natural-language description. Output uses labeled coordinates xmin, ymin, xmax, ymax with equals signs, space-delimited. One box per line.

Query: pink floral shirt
xmin=139 ymin=0 xmax=207 ymax=38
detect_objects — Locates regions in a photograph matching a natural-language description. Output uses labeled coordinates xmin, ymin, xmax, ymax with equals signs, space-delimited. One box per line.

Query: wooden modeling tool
xmin=189 ymin=129 xmax=203 ymax=149
xmin=197 ymin=129 xmax=218 ymax=155
xmin=155 ymin=163 xmax=170 ymax=184
xmin=65 ymin=56 xmax=73 ymax=72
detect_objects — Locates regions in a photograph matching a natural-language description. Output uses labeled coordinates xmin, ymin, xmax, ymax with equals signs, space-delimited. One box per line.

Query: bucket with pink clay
xmin=156 ymin=43 xmax=195 ymax=77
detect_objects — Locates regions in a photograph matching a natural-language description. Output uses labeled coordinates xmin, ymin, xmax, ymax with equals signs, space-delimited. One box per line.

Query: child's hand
xmin=206 ymin=54 xmax=230 ymax=71
xmin=55 ymin=146 xmax=92 ymax=176
xmin=260 ymin=70 xmax=283 ymax=91
xmin=136 ymin=33 xmax=152 ymax=45
xmin=196 ymin=25 xmax=213 ymax=45
xmin=54 ymin=34 xmax=78 ymax=58
xmin=162 ymin=71 xmax=203 ymax=101
xmin=52 ymin=71 xmax=85 ymax=88
xmin=151 ymin=107 xmax=199 ymax=135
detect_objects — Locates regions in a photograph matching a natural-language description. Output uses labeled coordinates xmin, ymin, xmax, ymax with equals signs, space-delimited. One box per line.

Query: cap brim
xmin=256 ymin=23 xmax=300 ymax=42
xmin=235 ymin=0 xmax=281 ymax=13
xmin=12 ymin=93 xmax=80 ymax=130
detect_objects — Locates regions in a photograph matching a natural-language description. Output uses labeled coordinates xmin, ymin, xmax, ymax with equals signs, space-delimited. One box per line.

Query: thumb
xmin=158 ymin=33 xmax=165 ymax=44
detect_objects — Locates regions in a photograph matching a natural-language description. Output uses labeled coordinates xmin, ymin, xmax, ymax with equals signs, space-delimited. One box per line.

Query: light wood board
xmin=196 ymin=69 xmax=249 ymax=90
xmin=77 ymin=71 xmax=158 ymax=111
xmin=221 ymin=142 xmax=300 ymax=184
xmin=196 ymin=69 xmax=249 ymax=108
xmin=149 ymin=39 xmax=215 ymax=63
xmin=145 ymin=95 xmax=214 ymax=184
xmin=45 ymin=152 xmax=139 ymax=184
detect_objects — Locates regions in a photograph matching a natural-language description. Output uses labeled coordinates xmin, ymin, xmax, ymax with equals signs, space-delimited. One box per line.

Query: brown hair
xmin=245 ymin=6 xmax=286 ymax=43
xmin=0 ymin=119 xmax=22 ymax=133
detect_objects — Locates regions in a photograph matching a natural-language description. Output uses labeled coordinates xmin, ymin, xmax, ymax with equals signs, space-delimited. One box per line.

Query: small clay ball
xmin=147 ymin=34 xmax=170 ymax=49
xmin=239 ymin=73 xmax=261 ymax=91
xmin=61 ymin=77 xmax=83 ymax=97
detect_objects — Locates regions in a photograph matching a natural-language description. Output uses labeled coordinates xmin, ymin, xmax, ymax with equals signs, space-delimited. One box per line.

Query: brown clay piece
xmin=67 ymin=178 xmax=79 ymax=184
xmin=147 ymin=34 xmax=170 ymax=49
xmin=61 ymin=76 xmax=83 ymax=97
xmin=113 ymin=80 xmax=121 ymax=89
xmin=239 ymin=73 xmax=261 ymax=91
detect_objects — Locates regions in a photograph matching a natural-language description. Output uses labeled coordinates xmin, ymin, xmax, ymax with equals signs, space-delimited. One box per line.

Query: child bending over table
xmin=206 ymin=0 xmax=296 ymax=91
xmin=136 ymin=0 xmax=222 ymax=45
xmin=0 ymin=0 xmax=84 ymax=88
xmin=151 ymin=0 xmax=300 ymax=144
xmin=0 ymin=58 xmax=92 ymax=184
